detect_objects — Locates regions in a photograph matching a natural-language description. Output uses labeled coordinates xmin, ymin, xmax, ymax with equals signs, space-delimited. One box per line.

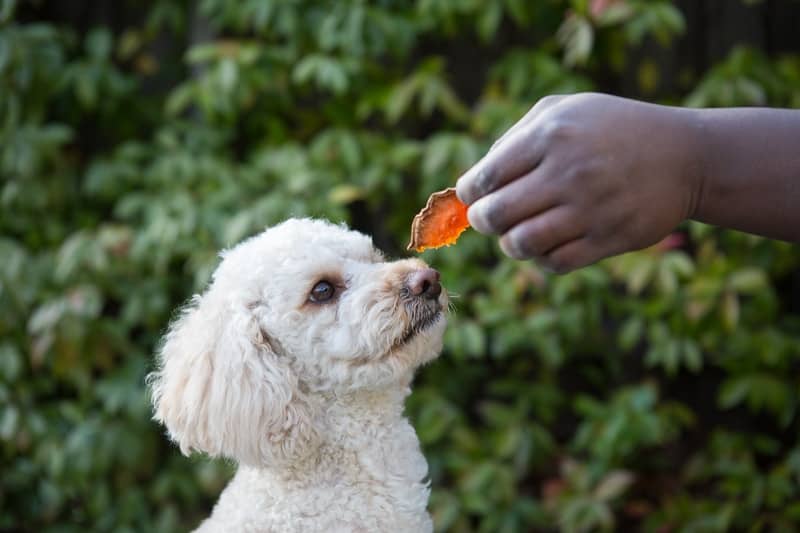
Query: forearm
xmin=689 ymin=107 xmax=800 ymax=242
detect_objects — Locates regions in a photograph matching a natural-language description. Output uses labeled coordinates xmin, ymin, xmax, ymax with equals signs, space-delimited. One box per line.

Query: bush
xmin=2 ymin=1 xmax=799 ymax=531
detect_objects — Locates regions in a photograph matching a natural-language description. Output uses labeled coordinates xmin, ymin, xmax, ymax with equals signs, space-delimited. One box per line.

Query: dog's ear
xmin=148 ymin=291 xmax=319 ymax=467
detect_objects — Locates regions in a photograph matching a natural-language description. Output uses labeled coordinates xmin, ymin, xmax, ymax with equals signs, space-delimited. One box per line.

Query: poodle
xmin=148 ymin=218 xmax=448 ymax=532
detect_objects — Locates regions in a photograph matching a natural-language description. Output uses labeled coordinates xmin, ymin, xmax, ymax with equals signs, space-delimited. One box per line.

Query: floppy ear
xmin=148 ymin=291 xmax=319 ymax=467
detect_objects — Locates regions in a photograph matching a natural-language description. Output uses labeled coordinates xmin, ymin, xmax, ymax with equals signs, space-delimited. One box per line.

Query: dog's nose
xmin=406 ymin=268 xmax=442 ymax=299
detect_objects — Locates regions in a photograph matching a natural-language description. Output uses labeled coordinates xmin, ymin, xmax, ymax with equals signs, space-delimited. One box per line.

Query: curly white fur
xmin=148 ymin=218 xmax=447 ymax=532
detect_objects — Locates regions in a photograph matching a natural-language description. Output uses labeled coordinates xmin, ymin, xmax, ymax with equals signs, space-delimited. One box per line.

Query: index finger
xmin=456 ymin=95 xmax=566 ymax=205
xmin=455 ymin=122 xmax=545 ymax=205
xmin=488 ymin=94 xmax=568 ymax=153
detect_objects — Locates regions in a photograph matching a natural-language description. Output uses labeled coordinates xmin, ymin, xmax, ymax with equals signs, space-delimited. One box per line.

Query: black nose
xmin=406 ymin=268 xmax=442 ymax=299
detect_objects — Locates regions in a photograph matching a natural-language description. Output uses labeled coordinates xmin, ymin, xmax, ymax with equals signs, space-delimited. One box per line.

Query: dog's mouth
xmin=394 ymin=300 xmax=443 ymax=348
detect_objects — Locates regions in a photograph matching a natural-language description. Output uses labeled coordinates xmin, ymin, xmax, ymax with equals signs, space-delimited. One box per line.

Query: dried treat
xmin=407 ymin=187 xmax=470 ymax=252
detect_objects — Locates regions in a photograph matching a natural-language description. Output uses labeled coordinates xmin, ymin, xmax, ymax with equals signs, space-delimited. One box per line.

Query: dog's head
xmin=148 ymin=218 xmax=447 ymax=467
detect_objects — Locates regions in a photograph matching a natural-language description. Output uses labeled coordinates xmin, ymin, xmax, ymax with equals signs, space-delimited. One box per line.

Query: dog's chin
xmin=397 ymin=307 xmax=443 ymax=347
xmin=384 ymin=300 xmax=446 ymax=364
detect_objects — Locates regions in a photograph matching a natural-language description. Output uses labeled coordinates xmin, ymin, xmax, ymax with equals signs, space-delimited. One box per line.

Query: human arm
xmin=455 ymin=93 xmax=800 ymax=273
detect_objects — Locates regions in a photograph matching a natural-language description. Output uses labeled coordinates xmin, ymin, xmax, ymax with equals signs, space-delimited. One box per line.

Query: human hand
xmin=456 ymin=93 xmax=703 ymax=273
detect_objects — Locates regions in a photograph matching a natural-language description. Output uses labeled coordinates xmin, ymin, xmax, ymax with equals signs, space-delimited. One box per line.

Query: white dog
xmin=148 ymin=218 xmax=447 ymax=532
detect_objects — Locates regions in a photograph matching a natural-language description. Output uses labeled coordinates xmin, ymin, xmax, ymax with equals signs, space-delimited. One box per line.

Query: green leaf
xmin=0 ymin=343 xmax=22 ymax=381
xmin=721 ymin=291 xmax=740 ymax=331
xmin=595 ymin=3 xmax=634 ymax=26
xmin=477 ymin=2 xmax=502 ymax=42
xmin=728 ymin=268 xmax=768 ymax=294
xmin=0 ymin=405 xmax=19 ymax=440
xmin=328 ymin=185 xmax=364 ymax=205
xmin=618 ymin=316 xmax=644 ymax=351
xmin=86 ymin=28 xmax=112 ymax=60
xmin=558 ymin=14 xmax=594 ymax=67
xmin=593 ymin=470 xmax=634 ymax=501
xmin=0 ymin=0 xmax=16 ymax=23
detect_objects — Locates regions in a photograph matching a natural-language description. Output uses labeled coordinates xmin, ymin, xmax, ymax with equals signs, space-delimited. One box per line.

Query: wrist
xmin=679 ymin=107 xmax=711 ymax=222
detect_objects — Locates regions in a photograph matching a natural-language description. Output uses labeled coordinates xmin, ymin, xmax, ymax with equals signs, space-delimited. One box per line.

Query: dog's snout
xmin=406 ymin=268 xmax=442 ymax=300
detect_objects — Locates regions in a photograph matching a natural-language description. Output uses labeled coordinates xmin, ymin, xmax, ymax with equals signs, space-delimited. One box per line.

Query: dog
xmin=148 ymin=218 xmax=448 ymax=532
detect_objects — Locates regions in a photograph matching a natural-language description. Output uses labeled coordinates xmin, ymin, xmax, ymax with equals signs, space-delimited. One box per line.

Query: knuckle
xmin=475 ymin=164 xmax=498 ymax=196
xmin=559 ymin=158 xmax=598 ymax=190
xmin=562 ymin=161 xmax=588 ymax=185
xmin=481 ymin=197 xmax=507 ymax=234
xmin=535 ymin=94 xmax=564 ymax=110
xmin=540 ymin=117 xmax=576 ymax=144
xmin=542 ymin=254 xmax=574 ymax=274
xmin=527 ymin=219 xmax=558 ymax=256
xmin=513 ymin=228 xmax=547 ymax=258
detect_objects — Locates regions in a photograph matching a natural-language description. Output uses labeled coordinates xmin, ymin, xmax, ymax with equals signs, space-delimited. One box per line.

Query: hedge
xmin=2 ymin=1 xmax=799 ymax=531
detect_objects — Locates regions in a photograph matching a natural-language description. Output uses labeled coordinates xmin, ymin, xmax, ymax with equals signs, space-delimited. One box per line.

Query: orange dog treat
xmin=407 ymin=187 xmax=470 ymax=252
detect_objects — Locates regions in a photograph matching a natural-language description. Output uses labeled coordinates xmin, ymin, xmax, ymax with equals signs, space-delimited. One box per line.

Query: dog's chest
xmin=348 ymin=418 xmax=428 ymax=484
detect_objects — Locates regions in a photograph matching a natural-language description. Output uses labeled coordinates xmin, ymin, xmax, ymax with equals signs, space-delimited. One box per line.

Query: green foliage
xmin=2 ymin=0 xmax=799 ymax=531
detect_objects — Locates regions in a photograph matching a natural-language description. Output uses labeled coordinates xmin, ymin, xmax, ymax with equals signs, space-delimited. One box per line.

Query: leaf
xmin=718 ymin=377 xmax=751 ymax=410
xmin=682 ymin=339 xmax=702 ymax=373
xmin=462 ymin=320 xmax=486 ymax=357
xmin=86 ymin=28 xmax=112 ymax=60
xmin=559 ymin=497 xmax=614 ymax=532
xmin=618 ymin=316 xmax=644 ymax=351
xmin=558 ymin=14 xmax=594 ymax=67
xmin=595 ymin=3 xmax=634 ymax=26
xmin=75 ymin=70 xmax=98 ymax=108
xmin=430 ymin=490 xmax=461 ymax=531
xmin=665 ymin=251 xmax=695 ymax=278
xmin=385 ymin=76 xmax=419 ymax=124
xmin=461 ymin=461 xmax=496 ymax=494
xmin=593 ymin=470 xmax=634 ymax=501
xmin=218 ymin=58 xmax=238 ymax=92
xmin=656 ymin=262 xmax=678 ymax=294
xmin=0 ymin=0 xmax=16 ymax=23
xmin=0 ymin=405 xmax=19 ymax=440
xmin=477 ymin=2 xmax=502 ymax=42
xmin=223 ymin=211 xmax=252 ymax=246
xmin=721 ymin=291 xmax=740 ymax=330
xmin=328 ymin=184 xmax=364 ymax=205
xmin=28 ymin=299 xmax=67 ymax=334
xmin=627 ymin=256 xmax=655 ymax=294
xmin=0 ymin=343 xmax=22 ymax=381
xmin=292 ymin=54 xmax=349 ymax=94
xmin=728 ymin=268 xmax=768 ymax=294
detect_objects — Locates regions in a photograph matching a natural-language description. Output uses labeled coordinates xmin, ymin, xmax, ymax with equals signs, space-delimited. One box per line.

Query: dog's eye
xmin=309 ymin=280 xmax=335 ymax=303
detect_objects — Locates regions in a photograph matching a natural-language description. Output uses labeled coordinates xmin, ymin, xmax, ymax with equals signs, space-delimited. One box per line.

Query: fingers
xmin=456 ymin=123 xmax=545 ymax=206
xmin=498 ymin=206 xmax=585 ymax=262
xmin=467 ymin=166 xmax=559 ymax=235
xmin=456 ymin=95 xmax=569 ymax=206
xmin=536 ymin=238 xmax=598 ymax=274
xmin=500 ymin=215 xmax=628 ymax=274
xmin=488 ymin=94 xmax=569 ymax=153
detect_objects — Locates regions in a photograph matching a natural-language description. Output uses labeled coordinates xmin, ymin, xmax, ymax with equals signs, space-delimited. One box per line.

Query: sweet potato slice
xmin=407 ymin=187 xmax=470 ymax=252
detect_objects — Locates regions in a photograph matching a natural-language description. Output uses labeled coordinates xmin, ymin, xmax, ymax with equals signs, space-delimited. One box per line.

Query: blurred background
xmin=2 ymin=0 xmax=800 ymax=531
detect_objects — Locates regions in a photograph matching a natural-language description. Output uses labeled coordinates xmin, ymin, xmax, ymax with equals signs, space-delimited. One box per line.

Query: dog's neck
xmin=319 ymin=386 xmax=410 ymax=430
xmin=200 ymin=384 xmax=432 ymax=531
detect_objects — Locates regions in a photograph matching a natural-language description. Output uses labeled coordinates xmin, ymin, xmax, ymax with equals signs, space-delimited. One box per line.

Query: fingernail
xmin=499 ymin=233 xmax=524 ymax=260
xmin=454 ymin=178 xmax=469 ymax=204
xmin=455 ymin=171 xmax=478 ymax=205
xmin=467 ymin=198 xmax=492 ymax=234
